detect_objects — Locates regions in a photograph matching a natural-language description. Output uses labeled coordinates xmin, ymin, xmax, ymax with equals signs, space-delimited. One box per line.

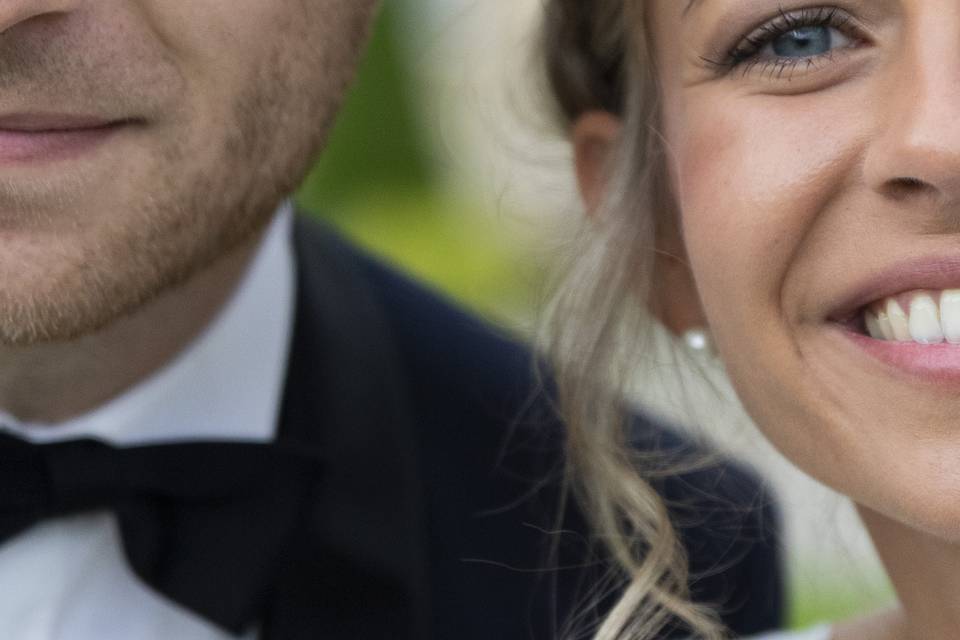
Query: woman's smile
xmin=823 ymin=256 xmax=960 ymax=378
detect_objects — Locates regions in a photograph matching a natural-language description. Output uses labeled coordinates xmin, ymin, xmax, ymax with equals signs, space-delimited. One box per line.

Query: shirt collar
xmin=2 ymin=202 xmax=296 ymax=445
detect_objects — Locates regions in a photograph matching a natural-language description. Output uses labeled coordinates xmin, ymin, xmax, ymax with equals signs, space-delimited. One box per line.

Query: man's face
xmin=0 ymin=0 xmax=377 ymax=344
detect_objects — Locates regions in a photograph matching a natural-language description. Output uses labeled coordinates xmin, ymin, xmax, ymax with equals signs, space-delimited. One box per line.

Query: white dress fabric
xmin=748 ymin=625 xmax=833 ymax=640
xmin=0 ymin=203 xmax=296 ymax=640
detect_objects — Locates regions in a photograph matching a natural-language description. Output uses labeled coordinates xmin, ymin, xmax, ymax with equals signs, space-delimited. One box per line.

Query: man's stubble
xmin=0 ymin=2 xmax=375 ymax=346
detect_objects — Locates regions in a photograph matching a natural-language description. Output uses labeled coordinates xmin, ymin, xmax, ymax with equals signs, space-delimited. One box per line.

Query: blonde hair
xmin=540 ymin=2 xmax=728 ymax=638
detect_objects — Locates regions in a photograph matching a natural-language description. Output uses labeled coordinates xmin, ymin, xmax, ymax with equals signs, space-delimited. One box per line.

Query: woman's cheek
xmin=667 ymin=93 xmax=866 ymax=346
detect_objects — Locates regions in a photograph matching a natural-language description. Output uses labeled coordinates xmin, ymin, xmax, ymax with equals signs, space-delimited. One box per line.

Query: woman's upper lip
xmin=829 ymin=255 xmax=960 ymax=321
xmin=0 ymin=113 xmax=130 ymax=132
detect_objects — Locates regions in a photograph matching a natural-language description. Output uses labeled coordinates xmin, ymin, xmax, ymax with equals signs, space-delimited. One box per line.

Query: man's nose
xmin=0 ymin=0 xmax=79 ymax=34
xmin=863 ymin=6 xmax=960 ymax=208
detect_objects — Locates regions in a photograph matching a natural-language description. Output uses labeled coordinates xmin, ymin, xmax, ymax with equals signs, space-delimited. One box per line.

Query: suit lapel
xmin=261 ymin=215 xmax=430 ymax=639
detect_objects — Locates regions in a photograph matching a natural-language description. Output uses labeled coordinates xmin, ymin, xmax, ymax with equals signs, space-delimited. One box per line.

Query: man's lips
xmin=0 ymin=113 xmax=123 ymax=131
xmin=0 ymin=113 xmax=136 ymax=163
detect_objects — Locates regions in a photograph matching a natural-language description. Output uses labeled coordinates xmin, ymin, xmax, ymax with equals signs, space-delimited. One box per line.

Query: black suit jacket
xmin=258 ymin=214 xmax=783 ymax=639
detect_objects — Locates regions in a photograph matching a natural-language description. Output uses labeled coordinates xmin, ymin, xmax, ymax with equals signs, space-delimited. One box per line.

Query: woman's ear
xmin=573 ymin=110 xmax=709 ymax=342
xmin=653 ymin=220 xmax=710 ymax=340
xmin=571 ymin=111 xmax=622 ymax=216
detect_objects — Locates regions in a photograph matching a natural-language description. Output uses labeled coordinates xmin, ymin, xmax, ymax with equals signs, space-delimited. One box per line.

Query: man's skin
xmin=0 ymin=0 xmax=377 ymax=423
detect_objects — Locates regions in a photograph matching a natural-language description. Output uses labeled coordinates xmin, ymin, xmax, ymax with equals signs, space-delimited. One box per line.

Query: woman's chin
xmin=725 ymin=319 xmax=960 ymax=547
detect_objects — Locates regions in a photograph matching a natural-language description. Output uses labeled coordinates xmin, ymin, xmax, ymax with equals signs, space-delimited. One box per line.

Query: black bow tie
xmin=0 ymin=431 xmax=324 ymax=635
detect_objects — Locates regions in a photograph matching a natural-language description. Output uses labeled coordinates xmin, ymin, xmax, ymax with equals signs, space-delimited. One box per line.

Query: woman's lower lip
xmin=0 ymin=124 xmax=124 ymax=164
xmin=839 ymin=325 xmax=960 ymax=383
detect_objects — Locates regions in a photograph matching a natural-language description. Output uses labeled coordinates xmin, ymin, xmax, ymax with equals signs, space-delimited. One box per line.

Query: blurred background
xmin=296 ymin=1 xmax=894 ymax=632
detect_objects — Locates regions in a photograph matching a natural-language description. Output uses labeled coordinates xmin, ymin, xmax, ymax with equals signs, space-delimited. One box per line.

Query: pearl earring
xmin=682 ymin=328 xmax=714 ymax=354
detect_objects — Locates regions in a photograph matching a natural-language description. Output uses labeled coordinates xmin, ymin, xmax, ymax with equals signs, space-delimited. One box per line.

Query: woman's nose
xmin=0 ymin=0 xmax=80 ymax=34
xmin=863 ymin=9 xmax=960 ymax=207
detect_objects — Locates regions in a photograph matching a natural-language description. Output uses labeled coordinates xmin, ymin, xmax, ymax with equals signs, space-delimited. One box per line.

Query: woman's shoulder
xmin=747 ymin=625 xmax=833 ymax=640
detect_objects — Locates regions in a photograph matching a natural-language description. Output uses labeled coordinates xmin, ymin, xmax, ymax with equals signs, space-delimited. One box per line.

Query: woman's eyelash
xmin=702 ymin=6 xmax=855 ymax=75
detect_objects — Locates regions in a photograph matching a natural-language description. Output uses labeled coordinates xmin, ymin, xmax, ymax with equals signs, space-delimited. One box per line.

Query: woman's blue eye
xmin=772 ymin=26 xmax=832 ymax=58
xmin=759 ymin=25 xmax=853 ymax=61
xmin=711 ymin=8 xmax=861 ymax=74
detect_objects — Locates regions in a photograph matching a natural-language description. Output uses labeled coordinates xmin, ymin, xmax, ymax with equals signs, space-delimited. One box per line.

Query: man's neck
xmin=0 ymin=232 xmax=263 ymax=425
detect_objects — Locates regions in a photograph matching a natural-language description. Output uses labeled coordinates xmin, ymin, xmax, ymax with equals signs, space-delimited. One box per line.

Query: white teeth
xmin=885 ymin=298 xmax=913 ymax=341
xmin=876 ymin=310 xmax=895 ymax=341
xmin=865 ymin=311 xmax=883 ymax=340
xmin=909 ymin=294 xmax=945 ymax=344
xmin=941 ymin=290 xmax=960 ymax=344
xmin=864 ymin=289 xmax=960 ymax=344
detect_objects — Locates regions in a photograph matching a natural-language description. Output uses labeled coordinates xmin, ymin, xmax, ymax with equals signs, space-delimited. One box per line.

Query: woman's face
xmin=651 ymin=0 xmax=960 ymax=540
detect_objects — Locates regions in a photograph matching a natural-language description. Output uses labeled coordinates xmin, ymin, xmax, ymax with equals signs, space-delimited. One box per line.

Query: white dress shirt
xmin=0 ymin=203 xmax=296 ymax=640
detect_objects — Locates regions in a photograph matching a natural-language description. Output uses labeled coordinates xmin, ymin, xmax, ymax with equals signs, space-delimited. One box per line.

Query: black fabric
xmin=259 ymin=214 xmax=784 ymax=639
xmin=0 ymin=433 xmax=323 ymax=635
xmin=0 ymin=212 xmax=783 ymax=639
xmin=262 ymin=211 xmax=429 ymax=640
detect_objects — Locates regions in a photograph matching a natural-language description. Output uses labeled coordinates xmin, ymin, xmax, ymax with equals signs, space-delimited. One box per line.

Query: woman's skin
xmin=576 ymin=1 xmax=960 ymax=638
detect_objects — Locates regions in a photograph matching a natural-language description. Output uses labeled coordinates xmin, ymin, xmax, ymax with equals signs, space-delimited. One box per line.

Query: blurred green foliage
xmin=789 ymin=569 xmax=894 ymax=632
xmin=296 ymin=4 xmax=541 ymax=329
xmin=297 ymin=3 xmax=434 ymax=209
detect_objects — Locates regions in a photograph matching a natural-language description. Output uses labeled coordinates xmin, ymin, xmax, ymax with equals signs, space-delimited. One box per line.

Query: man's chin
xmin=0 ymin=209 xmax=271 ymax=350
xmin=0 ymin=275 xmax=167 ymax=347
